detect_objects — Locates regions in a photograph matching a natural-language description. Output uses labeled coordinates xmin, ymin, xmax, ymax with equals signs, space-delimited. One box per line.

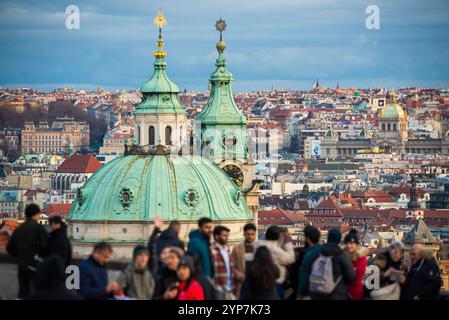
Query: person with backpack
xmin=343 ymin=229 xmax=368 ymax=300
xmin=308 ymin=228 xmax=356 ymax=300
xmin=297 ymin=225 xmax=322 ymax=299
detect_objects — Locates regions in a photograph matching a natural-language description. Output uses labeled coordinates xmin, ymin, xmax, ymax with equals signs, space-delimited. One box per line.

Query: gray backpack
xmin=309 ymin=254 xmax=342 ymax=295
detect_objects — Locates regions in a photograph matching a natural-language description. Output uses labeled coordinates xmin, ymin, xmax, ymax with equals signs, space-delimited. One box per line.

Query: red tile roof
xmin=44 ymin=203 xmax=73 ymax=217
xmin=258 ymin=208 xmax=303 ymax=225
xmin=55 ymin=154 xmax=102 ymax=173
xmin=388 ymin=186 xmax=425 ymax=197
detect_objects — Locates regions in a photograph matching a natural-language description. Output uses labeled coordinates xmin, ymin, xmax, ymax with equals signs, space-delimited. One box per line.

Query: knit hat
xmin=179 ymin=255 xmax=195 ymax=274
xmin=133 ymin=245 xmax=149 ymax=259
xmin=327 ymin=229 xmax=342 ymax=244
xmin=344 ymin=229 xmax=360 ymax=244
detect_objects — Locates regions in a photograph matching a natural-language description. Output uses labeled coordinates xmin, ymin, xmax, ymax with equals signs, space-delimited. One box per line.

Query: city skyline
xmin=1 ymin=0 xmax=449 ymax=92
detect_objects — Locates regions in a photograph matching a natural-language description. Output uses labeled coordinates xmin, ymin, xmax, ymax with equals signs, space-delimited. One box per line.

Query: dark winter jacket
xmin=156 ymin=229 xmax=184 ymax=256
xmin=402 ymin=253 xmax=441 ymax=300
xmin=187 ymin=230 xmax=212 ymax=278
xmin=6 ymin=218 xmax=48 ymax=270
xmin=153 ymin=267 xmax=178 ymax=300
xmin=309 ymin=243 xmax=357 ymax=300
xmin=78 ymin=256 xmax=110 ymax=300
xmin=46 ymin=224 xmax=72 ymax=267
xmin=195 ymin=272 xmax=216 ymax=300
xmin=25 ymin=254 xmax=82 ymax=300
xmin=369 ymin=250 xmax=406 ymax=287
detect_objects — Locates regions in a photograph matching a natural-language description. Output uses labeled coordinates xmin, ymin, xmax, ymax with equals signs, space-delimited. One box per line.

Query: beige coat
xmin=254 ymin=240 xmax=295 ymax=284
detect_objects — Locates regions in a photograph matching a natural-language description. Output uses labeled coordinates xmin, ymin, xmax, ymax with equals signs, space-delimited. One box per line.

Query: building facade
xmin=21 ymin=118 xmax=90 ymax=155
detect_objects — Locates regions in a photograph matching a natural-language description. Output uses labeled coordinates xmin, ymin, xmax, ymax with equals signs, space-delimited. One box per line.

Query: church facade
xmin=67 ymin=13 xmax=259 ymax=259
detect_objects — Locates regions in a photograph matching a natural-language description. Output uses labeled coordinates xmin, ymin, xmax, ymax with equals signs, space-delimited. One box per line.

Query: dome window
xmin=185 ymin=188 xmax=200 ymax=208
xmin=119 ymin=187 xmax=134 ymax=208
xmin=235 ymin=191 xmax=242 ymax=204
xmin=76 ymin=188 xmax=84 ymax=206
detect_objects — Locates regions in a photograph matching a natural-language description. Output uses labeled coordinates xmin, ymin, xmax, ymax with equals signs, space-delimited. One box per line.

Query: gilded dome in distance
xmin=379 ymin=92 xmax=406 ymax=119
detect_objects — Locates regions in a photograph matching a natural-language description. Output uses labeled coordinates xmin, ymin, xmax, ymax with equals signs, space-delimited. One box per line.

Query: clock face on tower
xmin=222 ymin=164 xmax=244 ymax=188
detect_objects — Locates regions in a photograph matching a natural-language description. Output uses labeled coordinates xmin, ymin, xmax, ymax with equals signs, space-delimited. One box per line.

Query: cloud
xmin=1 ymin=0 xmax=449 ymax=91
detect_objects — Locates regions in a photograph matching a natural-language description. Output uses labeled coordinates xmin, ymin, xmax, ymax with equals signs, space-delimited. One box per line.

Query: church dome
xmin=68 ymin=152 xmax=250 ymax=222
xmin=379 ymin=103 xmax=406 ymax=119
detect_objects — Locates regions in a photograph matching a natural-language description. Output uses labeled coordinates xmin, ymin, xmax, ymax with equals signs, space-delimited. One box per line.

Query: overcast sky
xmin=1 ymin=0 xmax=449 ymax=92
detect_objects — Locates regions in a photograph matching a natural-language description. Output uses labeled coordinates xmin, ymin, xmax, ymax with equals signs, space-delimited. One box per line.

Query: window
xmin=393 ymin=123 xmax=397 ymax=131
xmin=137 ymin=125 xmax=140 ymax=144
xmin=149 ymin=126 xmax=155 ymax=145
xmin=165 ymin=126 xmax=172 ymax=145
xmin=382 ymin=123 xmax=385 ymax=131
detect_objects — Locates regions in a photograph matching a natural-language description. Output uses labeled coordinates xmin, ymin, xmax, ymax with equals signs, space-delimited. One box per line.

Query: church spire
xmin=195 ymin=18 xmax=246 ymax=125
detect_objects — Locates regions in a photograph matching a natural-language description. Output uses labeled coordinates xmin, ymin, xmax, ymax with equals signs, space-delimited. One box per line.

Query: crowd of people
xmin=5 ymin=204 xmax=444 ymax=300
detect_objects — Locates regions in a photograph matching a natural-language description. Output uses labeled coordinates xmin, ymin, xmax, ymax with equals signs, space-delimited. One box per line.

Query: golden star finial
xmin=215 ymin=18 xmax=227 ymax=41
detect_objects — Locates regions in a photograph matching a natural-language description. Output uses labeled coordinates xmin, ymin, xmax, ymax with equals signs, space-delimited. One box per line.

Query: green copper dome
xmin=140 ymin=59 xmax=180 ymax=94
xmin=67 ymin=154 xmax=250 ymax=222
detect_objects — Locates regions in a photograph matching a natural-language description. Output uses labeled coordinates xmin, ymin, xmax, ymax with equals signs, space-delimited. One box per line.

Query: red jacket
xmin=347 ymin=254 xmax=367 ymax=300
xmin=177 ymin=278 xmax=205 ymax=300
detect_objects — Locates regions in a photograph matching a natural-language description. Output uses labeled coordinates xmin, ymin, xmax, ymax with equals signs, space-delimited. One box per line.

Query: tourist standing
xmin=187 ymin=217 xmax=214 ymax=278
xmin=78 ymin=242 xmax=118 ymax=300
xmin=240 ymin=246 xmax=280 ymax=300
xmin=368 ymin=241 xmax=407 ymax=300
xmin=25 ymin=255 xmax=81 ymax=300
xmin=6 ymin=204 xmax=48 ymax=299
xmin=401 ymin=244 xmax=441 ymax=300
xmin=115 ymin=246 xmax=155 ymax=300
xmin=47 ymin=216 xmax=72 ymax=267
xmin=154 ymin=246 xmax=184 ymax=300
xmin=210 ymin=225 xmax=236 ymax=300
xmin=308 ymin=229 xmax=356 ymax=300
xmin=176 ymin=255 xmax=205 ymax=300
xmin=231 ymin=223 xmax=257 ymax=298
xmin=297 ymin=225 xmax=322 ymax=299
xmin=255 ymin=226 xmax=295 ymax=299
xmin=344 ymin=229 xmax=368 ymax=300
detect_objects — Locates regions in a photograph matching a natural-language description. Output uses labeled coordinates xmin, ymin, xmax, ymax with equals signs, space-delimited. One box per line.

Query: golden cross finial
xmin=153 ymin=9 xmax=167 ymax=29
xmin=153 ymin=9 xmax=167 ymax=59
xmin=391 ymin=91 xmax=397 ymax=104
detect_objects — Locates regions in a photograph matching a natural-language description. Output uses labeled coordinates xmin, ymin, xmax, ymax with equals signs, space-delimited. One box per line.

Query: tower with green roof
xmin=195 ymin=18 xmax=255 ymax=190
xmin=134 ymin=10 xmax=187 ymax=148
